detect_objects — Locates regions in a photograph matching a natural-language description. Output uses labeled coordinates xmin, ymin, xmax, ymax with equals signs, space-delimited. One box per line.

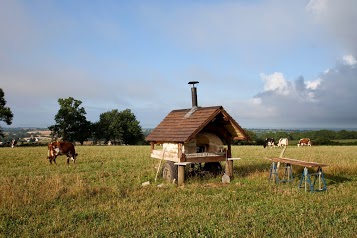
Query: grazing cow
xmin=11 ymin=139 xmax=17 ymax=148
xmin=298 ymin=138 xmax=311 ymax=147
xmin=47 ymin=141 xmax=78 ymax=165
xmin=277 ymin=138 xmax=289 ymax=147
xmin=263 ymin=138 xmax=275 ymax=148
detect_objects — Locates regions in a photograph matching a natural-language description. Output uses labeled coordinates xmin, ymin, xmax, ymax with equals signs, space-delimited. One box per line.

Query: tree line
xmin=0 ymin=89 xmax=13 ymax=138
xmin=1 ymin=88 xmax=357 ymax=146
xmin=0 ymin=89 xmax=144 ymax=145
xmin=48 ymin=97 xmax=144 ymax=145
xmin=240 ymin=128 xmax=357 ymax=146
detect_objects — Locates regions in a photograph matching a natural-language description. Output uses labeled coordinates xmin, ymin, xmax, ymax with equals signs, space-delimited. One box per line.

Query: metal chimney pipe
xmin=188 ymin=81 xmax=199 ymax=107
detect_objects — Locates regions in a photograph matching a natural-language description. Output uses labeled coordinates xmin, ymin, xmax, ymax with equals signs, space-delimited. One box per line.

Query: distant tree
xmin=313 ymin=137 xmax=333 ymax=145
xmin=336 ymin=130 xmax=357 ymax=139
xmin=243 ymin=129 xmax=258 ymax=144
xmin=49 ymin=97 xmax=92 ymax=144
xmin=0 ymin=89 xmax=14 ymax=138
xmin=312 ymin=130 xmax=336 ymax=140
xmin=119 ymin=109 xmax=144 ymax=145
xmin=71 ymin=119 xmax=92 ymax=145
xmin=275 ymin=131 xmax=292 ymax=140
xmin=93 ymin=110 xmax=118 ymax=143
xmin=260 ymin=131 xmax=276 ymax=141
xmin=94 ymin=109 xmax=144 ymax=145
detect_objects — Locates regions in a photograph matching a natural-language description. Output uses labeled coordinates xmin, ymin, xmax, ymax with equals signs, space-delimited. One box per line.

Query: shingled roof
xmin=146 ymin=106 xmax=249 ymax=143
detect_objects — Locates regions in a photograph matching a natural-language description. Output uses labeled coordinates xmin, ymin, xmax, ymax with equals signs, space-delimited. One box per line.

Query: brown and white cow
xmin=298 ymin=138 xmax=311 ymax=147
xmin=47 ymin=141 xmax=78 ymax=165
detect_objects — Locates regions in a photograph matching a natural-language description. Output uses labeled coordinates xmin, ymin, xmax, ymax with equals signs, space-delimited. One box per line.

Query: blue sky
xmin=1 ymin=0 xmax=357 ymax=129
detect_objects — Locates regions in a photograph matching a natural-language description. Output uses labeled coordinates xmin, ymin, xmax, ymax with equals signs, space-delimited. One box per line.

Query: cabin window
xmin=196 ymin=145 xmax=206 ymax=153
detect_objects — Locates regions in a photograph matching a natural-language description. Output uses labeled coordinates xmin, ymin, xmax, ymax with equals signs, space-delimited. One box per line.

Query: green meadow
xmin=1 ymin=145 xmax=356 ymax=237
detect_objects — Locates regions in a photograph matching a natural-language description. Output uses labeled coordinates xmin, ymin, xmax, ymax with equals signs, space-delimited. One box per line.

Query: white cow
xmin=277 ymin=138 xmax=288 ymax=147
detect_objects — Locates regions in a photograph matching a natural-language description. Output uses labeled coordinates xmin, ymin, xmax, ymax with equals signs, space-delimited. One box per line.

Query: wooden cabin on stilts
xmin=146 ymin=82 xmax=250 ymax=185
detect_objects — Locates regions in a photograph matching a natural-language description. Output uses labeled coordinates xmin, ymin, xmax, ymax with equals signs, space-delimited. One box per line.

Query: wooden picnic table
xmin=266 ymin=157 xmax=328 ymax=192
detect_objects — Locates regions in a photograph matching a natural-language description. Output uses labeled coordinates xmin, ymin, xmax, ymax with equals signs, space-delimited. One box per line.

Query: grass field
xmin=1 ymin=145 xmax=356 ymax=237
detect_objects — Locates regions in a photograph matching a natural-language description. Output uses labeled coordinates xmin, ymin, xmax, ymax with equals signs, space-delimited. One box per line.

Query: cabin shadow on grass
xmin=182 ymin=162 xmax=269 ymax=182
xmin=184 ymin=162 xmax=224 ymax=181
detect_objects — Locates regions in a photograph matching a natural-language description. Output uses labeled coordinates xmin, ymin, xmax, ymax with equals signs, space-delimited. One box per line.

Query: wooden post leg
xmin=178 ymin=165 xmax=185 ymax=186
xmin=229 ymin=160 xmax=233 ymax=178
xmin=225 ymin=161 xmax=229 ymax=176
xmin=225 ymin=160 xmax=233 ymax=177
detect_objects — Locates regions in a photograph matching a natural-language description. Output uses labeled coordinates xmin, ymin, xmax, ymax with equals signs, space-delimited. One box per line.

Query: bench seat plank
xmin=266 ymin=157 xmax=328 ymax=168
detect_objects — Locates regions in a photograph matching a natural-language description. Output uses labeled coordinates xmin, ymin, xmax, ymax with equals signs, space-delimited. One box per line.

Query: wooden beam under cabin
xmin=150 ymin=142 xmax=155 ymax=152
xmin=227 ymin=143 xmax=232 ymax=158
xmin=178 ymin=143 xmax=183 ymax=161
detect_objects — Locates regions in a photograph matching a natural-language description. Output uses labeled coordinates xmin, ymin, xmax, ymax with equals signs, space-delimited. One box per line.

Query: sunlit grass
xmin=0 ymin=145 xmax=356 ymax=237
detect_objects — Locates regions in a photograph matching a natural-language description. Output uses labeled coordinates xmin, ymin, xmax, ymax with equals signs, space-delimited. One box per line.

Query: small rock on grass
xmin=141 ymin=181 xmax=150 ymax=187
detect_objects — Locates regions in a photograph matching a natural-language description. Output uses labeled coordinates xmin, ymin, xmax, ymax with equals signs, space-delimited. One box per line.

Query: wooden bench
xmin=266 ymin=157 xmax=328 ymax=192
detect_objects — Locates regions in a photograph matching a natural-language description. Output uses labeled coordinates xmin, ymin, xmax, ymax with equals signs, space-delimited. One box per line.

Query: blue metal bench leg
xmin=312 ymin=166 xmax=327 ymax=192
xmin=299 ymin=167 xmax=313 ymax=192
xmin=282 ymin=163 xmax=293 ymax=182
xmin=320 ymin=167 xmax=327 ymax=191
xmin=269 ymin=162 xmax=279 ymax=183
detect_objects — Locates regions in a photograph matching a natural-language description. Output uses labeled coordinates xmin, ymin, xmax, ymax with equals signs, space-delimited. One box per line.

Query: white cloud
xmin=234 ymin=55 xmax=357 ymax=128
xmin=323 ymin=69 xmax=331 ymax=74
xmin=260 ymin=72 xmax=289 ymax=95
xmin=306 ymin=79 xmax=322 ymax=90
xmin=342 ymin=55 xmax=357 ymax=66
